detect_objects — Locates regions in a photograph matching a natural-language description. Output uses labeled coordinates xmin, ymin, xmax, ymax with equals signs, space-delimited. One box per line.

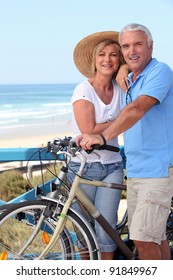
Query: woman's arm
xmin=73 ymin=99 xmax=113 ymax=134
xmin=116 ymin=64 xmax=130 ymax=92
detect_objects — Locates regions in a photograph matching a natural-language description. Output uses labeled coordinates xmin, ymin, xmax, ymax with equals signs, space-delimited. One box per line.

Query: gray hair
xmin=119 ymin=23 xmax=153 ymax=47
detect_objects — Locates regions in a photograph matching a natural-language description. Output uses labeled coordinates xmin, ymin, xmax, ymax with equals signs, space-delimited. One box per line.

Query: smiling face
xmin=95 ymin=44 xmax=120 ymax=76
xmin=91 ymin=40 xmax=122 ymax=78
xmin=120 ymin=30 xmax=153 ymax=80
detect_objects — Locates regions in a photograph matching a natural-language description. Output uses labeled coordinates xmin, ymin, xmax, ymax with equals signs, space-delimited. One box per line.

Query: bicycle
xmin=0 ymin=136 xmax=172 ymax=260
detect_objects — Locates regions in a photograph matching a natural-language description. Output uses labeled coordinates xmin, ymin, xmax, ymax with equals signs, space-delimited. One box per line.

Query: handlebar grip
xmin=86 ymin=144 xmax=120 ymax=154
xmin=103 ymin=144 xmax=120 ymax=152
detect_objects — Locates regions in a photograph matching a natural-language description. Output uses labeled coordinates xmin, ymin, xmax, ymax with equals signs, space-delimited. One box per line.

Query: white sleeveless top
xmin=71 ymin=80 xmax=122 ymax=164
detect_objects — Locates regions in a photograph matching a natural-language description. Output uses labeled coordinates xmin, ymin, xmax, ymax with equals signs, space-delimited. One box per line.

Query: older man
xmin=77 ymin=23 xmax=173 ymax=260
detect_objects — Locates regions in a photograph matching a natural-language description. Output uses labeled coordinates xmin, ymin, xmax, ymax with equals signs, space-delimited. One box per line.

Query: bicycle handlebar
xmin=47 ymin=136 xmax=120 ymax=156
xmin=86 ymin=144 xmax=120 ymax=153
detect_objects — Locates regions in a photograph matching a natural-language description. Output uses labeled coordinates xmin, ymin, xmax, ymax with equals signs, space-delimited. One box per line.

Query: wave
xmin=1 ymin=104 xmax=13 ymax=108
xmin=43 ymin=102 xmax=71 ymax=107
xmin=0 ymin=110 xmax=48 ymax=119
xmin=0 ymin=119 xmax=19 ymax=125
xmin=0 ymin=83 xmax=74 ymax=129
xmin=0 ymin=107 xmax=72 ymax=119
xmin=0 ymin=109 xmax=72 ymax=129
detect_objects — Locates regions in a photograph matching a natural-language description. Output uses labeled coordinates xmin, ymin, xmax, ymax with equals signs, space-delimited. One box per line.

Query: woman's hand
xmin=76 ymin=134 xmax=103 ymax=150
xmin=116 ymin=64 xmax=130 ymax=93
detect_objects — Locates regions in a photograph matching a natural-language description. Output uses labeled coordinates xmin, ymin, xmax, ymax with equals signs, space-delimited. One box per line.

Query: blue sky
xmin=0 ymin=0 xmax=173 ymax=84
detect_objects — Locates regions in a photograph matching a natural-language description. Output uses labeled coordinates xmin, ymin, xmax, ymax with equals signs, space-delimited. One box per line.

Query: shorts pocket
xmin=142 ymin=190 xmax=170 ymax=237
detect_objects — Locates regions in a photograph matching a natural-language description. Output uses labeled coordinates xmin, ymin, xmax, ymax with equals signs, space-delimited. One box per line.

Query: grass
xmin=0 ymin=162 xmax=64 ymax=202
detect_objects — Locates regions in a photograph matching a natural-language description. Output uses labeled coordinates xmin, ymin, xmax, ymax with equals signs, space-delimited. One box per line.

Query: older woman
xmin=67 ymin=31 xmax=128 ymax=259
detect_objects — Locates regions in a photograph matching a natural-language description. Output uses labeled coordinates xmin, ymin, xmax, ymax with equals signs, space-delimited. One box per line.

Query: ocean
xmin=0 ymin=83 xmax=76 ymax=131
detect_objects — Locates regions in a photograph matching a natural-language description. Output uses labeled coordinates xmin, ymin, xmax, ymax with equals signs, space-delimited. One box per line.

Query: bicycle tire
xmin=0 ymin=203 xmax=15 ymax=215
xmin=167 ymin=210 xmax=173 ymax=253
xmin=0 ymin=200 xmax=99 ymax=260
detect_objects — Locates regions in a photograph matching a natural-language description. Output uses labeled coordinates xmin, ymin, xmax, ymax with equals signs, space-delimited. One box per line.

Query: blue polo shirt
xmin=123 ymin=58 xmax=173 ymax=178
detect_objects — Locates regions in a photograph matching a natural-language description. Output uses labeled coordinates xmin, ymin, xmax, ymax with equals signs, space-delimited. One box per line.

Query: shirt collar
xmin=128 ymin=58 xmax=157 ymax=84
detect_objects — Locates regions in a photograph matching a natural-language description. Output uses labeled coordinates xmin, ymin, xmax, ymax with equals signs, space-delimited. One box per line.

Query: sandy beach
xmin=0 ymin=117 xmax=73 ymax=173
xmin=0 ymin=128 xmax=124 ymax=148
xmin=0 ymin=117 xmax=73 ymax=148
xmin=0 ymin=114 xmax=124 ymax=148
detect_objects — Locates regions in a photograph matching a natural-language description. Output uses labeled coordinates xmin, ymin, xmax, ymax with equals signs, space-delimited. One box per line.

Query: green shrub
xmin=0 ymin=170 xmax=27 ymax=202
xmin=28 ymin=162 xmax=64 ymax=188
xmin=0 ymin=162 xmax=125 ymax=202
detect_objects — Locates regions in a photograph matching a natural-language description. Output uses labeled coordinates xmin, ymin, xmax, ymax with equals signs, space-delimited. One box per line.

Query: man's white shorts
xmin=127 ymin=167 xmax=173 ymax=245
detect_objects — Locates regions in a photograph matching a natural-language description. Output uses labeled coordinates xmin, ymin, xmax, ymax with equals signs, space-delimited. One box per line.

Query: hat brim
xmin=73 ymin=31 xmax=119 ymax=78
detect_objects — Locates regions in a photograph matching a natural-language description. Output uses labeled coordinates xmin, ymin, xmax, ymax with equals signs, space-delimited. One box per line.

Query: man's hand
xmin=76 ymin=134 xmax=104 ymax=150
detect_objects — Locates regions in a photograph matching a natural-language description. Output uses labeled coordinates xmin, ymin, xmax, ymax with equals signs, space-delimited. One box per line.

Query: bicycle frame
xmin=36 ymin=149 xmax=134 ymax=260
xmin=0 ymin=138 xmax=172 ymax=260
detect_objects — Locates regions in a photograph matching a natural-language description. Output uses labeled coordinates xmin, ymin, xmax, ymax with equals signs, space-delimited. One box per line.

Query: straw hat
xmin=73 ymin=31 xmax=120 ymax=78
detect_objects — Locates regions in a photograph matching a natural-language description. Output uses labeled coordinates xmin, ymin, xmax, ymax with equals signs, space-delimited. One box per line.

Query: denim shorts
xmin=67 ymin=161 xmax=123 ymax=252
xmin=127 ymin=167 xmax=173 ymax=245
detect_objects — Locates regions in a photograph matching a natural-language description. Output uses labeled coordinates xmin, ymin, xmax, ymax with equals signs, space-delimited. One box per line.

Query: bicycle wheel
xmin=167 ymin=210 xmax=173 ymax=258
xmin=0 ymin=203 xmax=14 ymax=215
xmin=0 ymin=200 xmax=99 ymax=260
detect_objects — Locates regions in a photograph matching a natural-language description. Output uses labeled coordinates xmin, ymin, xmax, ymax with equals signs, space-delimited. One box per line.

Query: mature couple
xmin=67 ymin=23 xmax=173 ymax=260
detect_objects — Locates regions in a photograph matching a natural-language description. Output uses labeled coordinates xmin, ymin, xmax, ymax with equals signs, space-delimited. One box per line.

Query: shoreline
xmin=0 ymin=112 xmax=124 ymax=148
xmin=0 ymin=118 xmax=73 ymax=148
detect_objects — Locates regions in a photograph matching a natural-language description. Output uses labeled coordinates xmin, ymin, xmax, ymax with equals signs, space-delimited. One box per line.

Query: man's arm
xmin=77 ymin=95 xmax=158 ymax=149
